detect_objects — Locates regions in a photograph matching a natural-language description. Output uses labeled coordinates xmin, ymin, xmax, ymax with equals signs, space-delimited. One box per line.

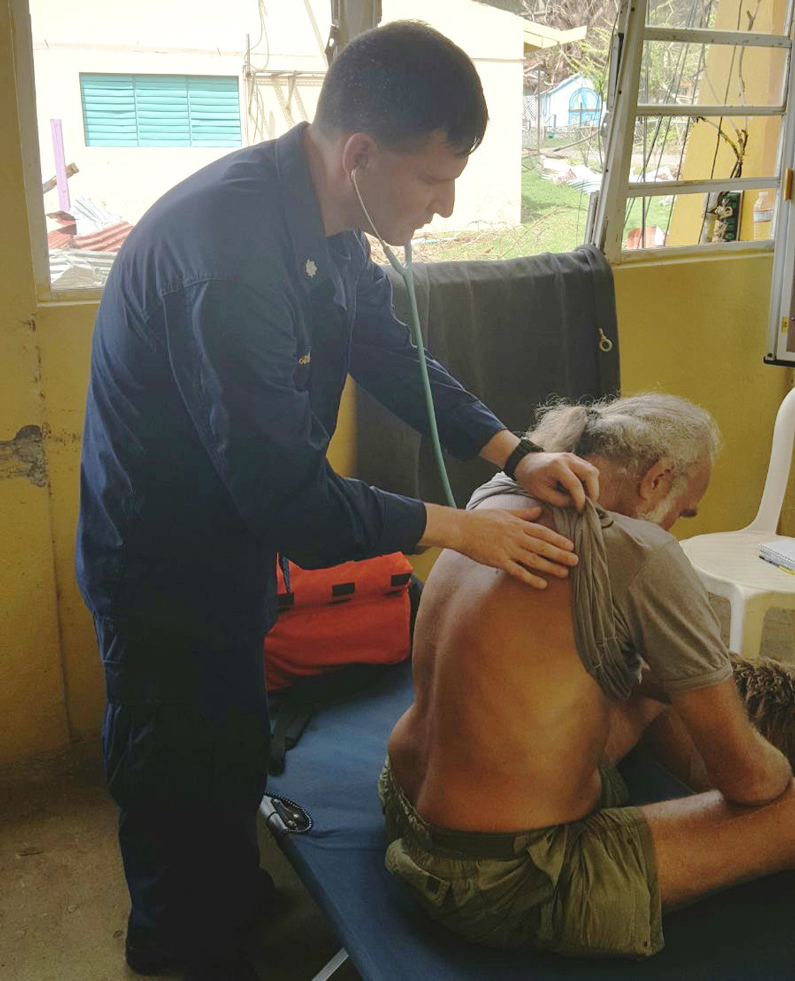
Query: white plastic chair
xmin=679 ymin=385 xmax=795 ymax=659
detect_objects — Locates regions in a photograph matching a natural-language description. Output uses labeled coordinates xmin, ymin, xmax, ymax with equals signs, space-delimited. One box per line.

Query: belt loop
xmin=511 ymin=833 xmax=532 ymax=855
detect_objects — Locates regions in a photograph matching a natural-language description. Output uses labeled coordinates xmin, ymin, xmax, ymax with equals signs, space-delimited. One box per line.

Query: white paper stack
xmin=759 ymin=539 xmax=795 ymax=572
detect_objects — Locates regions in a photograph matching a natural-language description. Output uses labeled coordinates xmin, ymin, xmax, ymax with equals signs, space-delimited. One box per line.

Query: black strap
xmin=408 ymin=573 xmax=423 ymax=636
xmin=502 ymin=436 xmax=544 ymax=480
xmin=267 ymin=662 xmax=400 ymax=775
xmin=268 ymin=695 xmax=315 ymax=776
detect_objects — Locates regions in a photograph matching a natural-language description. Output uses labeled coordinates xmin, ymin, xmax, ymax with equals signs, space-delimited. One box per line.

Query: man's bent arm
xmin=626 ymin=537 xmax=790 ymax=803
xmin=479 ymin=430 xmax=599 ymax=510
xmin=672 ymin=679 xmax=792 ymax=806
xmin=165 ymin=278 xmax=428 ymax=567
xmin=419 ymin=502 xmax=578 ymax=589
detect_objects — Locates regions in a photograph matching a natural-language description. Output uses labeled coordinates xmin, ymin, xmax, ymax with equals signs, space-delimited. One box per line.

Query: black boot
xmin=125 ymin=925 xmax=182 ymax=975
xmin=183 ymin=954 xmax=259 ymax=981
xmin=126 ymin=869 xmax=274 ymax=976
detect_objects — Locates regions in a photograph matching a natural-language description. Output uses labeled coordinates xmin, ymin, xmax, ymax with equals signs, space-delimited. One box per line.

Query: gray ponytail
xmin=529 ymin=393 xmax=721 ymax=481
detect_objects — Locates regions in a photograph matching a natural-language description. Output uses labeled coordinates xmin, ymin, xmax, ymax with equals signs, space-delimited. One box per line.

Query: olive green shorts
xmin=378 ymin=759 xmax=663 ymax=959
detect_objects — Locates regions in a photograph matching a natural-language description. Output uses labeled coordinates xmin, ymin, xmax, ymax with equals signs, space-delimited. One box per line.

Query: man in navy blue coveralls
xmin=77 ymin=21 xmax=598 ymax=981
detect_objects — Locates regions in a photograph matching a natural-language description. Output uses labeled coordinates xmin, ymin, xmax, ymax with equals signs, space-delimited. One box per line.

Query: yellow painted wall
xmin=667 ymin=0 xmax=787 ymax=246
xmin=614 ymin=254 xmax=793 ymax=539
xmin=2 ymin=0 xmax=795 ymax=765
xmin=36 ymin=302 xmax=99 ymax=742
xmin=1 ymin=0 xmax=68 ymax=765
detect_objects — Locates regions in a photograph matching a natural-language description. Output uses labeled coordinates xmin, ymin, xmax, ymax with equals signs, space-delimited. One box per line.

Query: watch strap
xmin=502 ymin=436 xmax=544 ymax=480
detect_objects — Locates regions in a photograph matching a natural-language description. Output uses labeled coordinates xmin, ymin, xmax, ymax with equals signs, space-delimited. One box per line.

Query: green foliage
xmin=478 ymin=0 xmax=718 ymax=106
xmin=472 ymin=0 xmax=531 ymax=12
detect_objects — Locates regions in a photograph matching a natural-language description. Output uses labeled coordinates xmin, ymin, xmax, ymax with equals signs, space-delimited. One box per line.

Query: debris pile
xmin=47 ymin=196 xmax=134 ymax=289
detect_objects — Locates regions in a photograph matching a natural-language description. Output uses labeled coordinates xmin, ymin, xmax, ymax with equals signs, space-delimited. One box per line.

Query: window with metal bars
xmin=589 ymin=0 xmax=794 ymax=262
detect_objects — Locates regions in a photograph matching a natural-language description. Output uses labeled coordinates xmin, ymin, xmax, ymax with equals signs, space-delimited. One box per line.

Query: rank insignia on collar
xmin=298 ymin=352 xmax=311 ymax=365
xmin=305 ymin=258 xmax=318 ymax=279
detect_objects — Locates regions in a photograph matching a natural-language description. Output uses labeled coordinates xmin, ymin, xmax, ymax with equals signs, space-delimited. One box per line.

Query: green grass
xmin=624 ymin=195 xmax=674 ymax=238
xmin=409 ymin=166 xmax=674 ymax=262
xmin=520 ymin=169 xmax=674 ymax=249
xmin=520 ymin=168 xmax=592 ymax=253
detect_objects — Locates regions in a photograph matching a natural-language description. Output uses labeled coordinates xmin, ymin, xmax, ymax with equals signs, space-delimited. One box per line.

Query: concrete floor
xmin=2 ymin=598 xmax=792 ymax=981
xmin=0 ymin=745 xmax=362 ymax=981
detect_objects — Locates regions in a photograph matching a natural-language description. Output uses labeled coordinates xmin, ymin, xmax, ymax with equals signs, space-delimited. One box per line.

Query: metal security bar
xmin=590 ymin=0 xmax=795 ymax=263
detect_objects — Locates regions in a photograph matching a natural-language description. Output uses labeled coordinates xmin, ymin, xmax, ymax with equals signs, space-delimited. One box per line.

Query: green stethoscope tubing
xmin=351 ymin=167 xmax=457 ymax=508
xmin=392 ymin=242 xmax=457 ymax=509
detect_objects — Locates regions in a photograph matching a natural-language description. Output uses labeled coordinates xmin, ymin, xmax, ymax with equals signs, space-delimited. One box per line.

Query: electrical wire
xmin=245 ymin=0 xmax=271 ymax=144
xmin=249 ymin=0 xmax=270 ymax=67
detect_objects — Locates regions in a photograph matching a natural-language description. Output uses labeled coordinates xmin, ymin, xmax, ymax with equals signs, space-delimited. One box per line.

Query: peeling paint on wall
xmin=0 ymin=425 xmax=47 ymax=487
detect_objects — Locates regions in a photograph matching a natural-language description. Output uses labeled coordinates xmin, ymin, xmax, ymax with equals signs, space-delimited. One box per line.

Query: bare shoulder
xmin=421 ymin=498 xmax=571 ymax=649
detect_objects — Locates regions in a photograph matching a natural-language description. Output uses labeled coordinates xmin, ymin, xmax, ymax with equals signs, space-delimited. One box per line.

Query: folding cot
xmin=262 ymin=660 xmax=795 ymax=981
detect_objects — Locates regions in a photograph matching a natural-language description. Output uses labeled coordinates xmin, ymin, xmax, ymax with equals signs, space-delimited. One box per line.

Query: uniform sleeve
xmin=624 ymin=539 xmax=733 ymax=694
xmin=348 ymin=253 xmax=506 ymax=460
xmin=161 ymin=278 xmax=427 ymax=567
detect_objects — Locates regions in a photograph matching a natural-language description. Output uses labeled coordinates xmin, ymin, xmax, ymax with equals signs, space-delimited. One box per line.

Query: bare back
xmin=388 ymin=495 xmax=612 ymax=833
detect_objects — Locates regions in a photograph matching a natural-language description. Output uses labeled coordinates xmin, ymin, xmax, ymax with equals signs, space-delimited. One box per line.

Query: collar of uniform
xmin=275 ymin=121 xmax=333 ymax=292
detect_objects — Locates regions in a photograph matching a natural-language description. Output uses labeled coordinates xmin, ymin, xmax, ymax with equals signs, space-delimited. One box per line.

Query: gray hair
xmin=528 ymin=393 xmax=722 ymax=486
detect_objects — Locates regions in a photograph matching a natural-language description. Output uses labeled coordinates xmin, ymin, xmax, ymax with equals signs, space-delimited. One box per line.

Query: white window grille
xmin=589 ymin=0 xmax=795 ymax=266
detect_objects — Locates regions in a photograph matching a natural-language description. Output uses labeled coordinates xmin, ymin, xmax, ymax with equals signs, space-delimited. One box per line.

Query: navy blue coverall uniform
xmin=76 ymin=122 xmax=506 ymax=966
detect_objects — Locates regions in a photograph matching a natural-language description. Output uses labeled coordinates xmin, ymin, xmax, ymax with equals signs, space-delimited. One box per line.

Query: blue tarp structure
xmin=265 ymin=660 xmax=795 ymax=981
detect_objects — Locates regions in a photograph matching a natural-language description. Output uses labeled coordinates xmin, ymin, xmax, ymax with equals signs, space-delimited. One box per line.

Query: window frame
xmin=12 ymin=0 xmax=64 ymax=303
xmin=11 ymin=1 xmax=247 ymax=304
xmin=589 ymin=0 xmax=795 ymax=266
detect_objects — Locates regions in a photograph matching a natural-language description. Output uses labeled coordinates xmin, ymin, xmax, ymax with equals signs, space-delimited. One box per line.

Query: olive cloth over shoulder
xmin=467 ymin=474 xmax=641 ymax=701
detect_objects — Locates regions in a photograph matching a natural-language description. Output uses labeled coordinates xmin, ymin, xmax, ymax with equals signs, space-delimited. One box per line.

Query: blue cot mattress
xmin=266 ymin=660 xmax=795 ymax=981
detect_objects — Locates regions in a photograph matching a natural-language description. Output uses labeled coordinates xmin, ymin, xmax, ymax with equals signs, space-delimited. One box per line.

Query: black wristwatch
xmin=502 ymin=436 xmax=544 ymax=480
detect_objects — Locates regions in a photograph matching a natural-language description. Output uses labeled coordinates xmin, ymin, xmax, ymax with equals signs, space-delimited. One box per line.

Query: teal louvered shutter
xmin=187 ymin=76 xmax=242 ymax=147
xmin=134 ymin=76 xmax=191 ymax=147
xmin=80 ymin=74 xmax=241 ymax=148
xmin=81 ymin=74 xmax=139 ymax=146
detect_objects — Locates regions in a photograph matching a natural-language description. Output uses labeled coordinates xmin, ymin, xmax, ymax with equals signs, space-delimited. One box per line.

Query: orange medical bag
xmin=264 ymin=552 xmax=415 ymax=692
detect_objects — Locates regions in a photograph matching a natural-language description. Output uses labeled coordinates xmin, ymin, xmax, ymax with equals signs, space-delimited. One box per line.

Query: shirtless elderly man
xmin=380 ymin=393 xmax=795 ymax=959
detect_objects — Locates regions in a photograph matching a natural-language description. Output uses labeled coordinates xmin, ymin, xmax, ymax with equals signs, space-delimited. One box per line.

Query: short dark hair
xmin=315 ymin=20 xmax=488 ymax=155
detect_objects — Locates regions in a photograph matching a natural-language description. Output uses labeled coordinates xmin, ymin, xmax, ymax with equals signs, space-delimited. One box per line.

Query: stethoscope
xmin=351 ymin=166 xmax=457 ymax=508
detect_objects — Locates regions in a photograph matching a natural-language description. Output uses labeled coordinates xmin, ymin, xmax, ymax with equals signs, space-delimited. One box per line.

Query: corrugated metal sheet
xmin=73 ymin=221 xmax=134 ymax=252
xmin=47 ymin=225 xmax=77 ymax=250
xmin=49 ymin=249 xmax=117 ymax=290
xmin=47 ymin=221 xmax=132 ymax=254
